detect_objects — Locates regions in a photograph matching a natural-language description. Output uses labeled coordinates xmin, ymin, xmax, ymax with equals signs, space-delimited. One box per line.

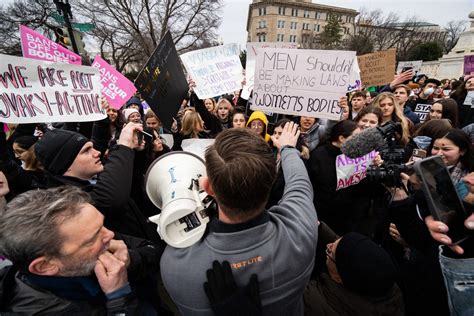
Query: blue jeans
xmin=439 ymin=246 xmax=474 ymax=316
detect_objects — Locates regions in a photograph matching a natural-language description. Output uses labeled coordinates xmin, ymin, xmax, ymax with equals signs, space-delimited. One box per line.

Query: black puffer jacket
xmin=44 ymin=145 xmax=162 ymax=246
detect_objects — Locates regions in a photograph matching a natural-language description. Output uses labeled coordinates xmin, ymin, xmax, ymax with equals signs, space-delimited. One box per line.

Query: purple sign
xmin=464 ymin=55 xmax=474 ymax=76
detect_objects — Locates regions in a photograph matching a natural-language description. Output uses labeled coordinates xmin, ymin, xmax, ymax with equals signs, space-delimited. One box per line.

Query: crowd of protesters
xmin=0 ymin=63 xmax=473 ymax=316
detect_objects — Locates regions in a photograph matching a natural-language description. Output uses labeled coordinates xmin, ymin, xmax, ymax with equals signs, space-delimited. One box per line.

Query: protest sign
xmin=91 ymin=55 xmax=136 ymax=110
xmin=463 ymin=90 xmax=474 ymax=108
xmin=161 ymin=133 xmax=174 ymax=149
xmin=135 ymin=31 xmax=188 ymax=130
xmin=180 ymin=44 xmax=243 ymax=99
xmin=357 ymin=49 xmax=396 ymax=87
xmin=464 ymin=55 xmax=474 ymax=77
xmin=420 ymin=62 xmax=439 ymax=78
xmin=20 ymin=25 xmax=81 ymax=65
xmin=336 ymin=150 xmax=377 ymax=190
xmin=347 ymin=57 xmax=361 ymax=92
xmin=0 ymin=54 xmax=105 ymax=124
xmin=242 ymin=42 xmax=297 ymax=99
xmin=414 ymin=103 xmax=432 ymax=122
xmin=251 ymin=48 xmax=356 ymax=120
xmin=396 ymin=60 xmax=423 ymax=74
xmin=182 ymin=139 xmax=215 ymax=160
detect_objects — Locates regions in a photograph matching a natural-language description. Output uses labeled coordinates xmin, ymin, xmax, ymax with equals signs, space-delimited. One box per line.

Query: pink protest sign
xmin=91 ymin=55 xmax=137 ymax=109
xmin=20 ymin=25 xmax=81 ymax=65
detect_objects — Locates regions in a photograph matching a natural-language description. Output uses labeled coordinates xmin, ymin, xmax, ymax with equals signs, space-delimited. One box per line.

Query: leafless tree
xmin=0 ymin=0 xmax=222 ymax=72
xmin=0 ymin=0 xmax=58 ymax=56
xmin=76 ymin=0 xmax=222 ymax=71
xmin=443 ymin=20 xmax=468 ymax=53
xmin=343 ymin=8 xmax=446 ymax=59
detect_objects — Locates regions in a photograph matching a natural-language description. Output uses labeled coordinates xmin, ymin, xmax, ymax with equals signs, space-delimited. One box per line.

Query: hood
xmin=413 ymin=136 xmax=432 ymax=150
xmin=246 ymin=111 xmax=271 ymax=142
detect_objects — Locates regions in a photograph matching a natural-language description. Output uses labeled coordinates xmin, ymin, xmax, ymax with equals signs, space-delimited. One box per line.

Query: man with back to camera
xmin=0 ymin=186 xmax=162 ymax=314
xmin=160 ymin=122 xmax=319 ymax=315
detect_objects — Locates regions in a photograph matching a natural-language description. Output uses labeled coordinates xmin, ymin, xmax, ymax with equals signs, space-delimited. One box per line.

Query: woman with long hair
xmin=354 ymin=106 xmax=383 ymax=130
xmin=308 ymin=120 xmax=378 ymax=236
xmin=450 ymin=75 xmax=474 ymax=127
xmin=172 ymin=108 xmax=210 ymax=150
xmin=425 ymin=98 xmax=460 ymax=128
xmin=372 ymin=92 xmax=411 ymax=145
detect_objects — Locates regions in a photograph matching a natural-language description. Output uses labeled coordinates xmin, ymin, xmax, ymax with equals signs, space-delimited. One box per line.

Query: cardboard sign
xmin=135 ymin=31 xmax=188 ymax=130
xmin=464 ymin=55 xmax=474 ymax=77
xmin=0 ymin=54 xmax=105 ymax=123
xmin=396 ymin=60 xmax=423 ymax=74
xmin=357 ymin=49 xmax=396 ymax=87
xmin=414 ymin=103 xmax=432 ymax=123
xmin=20 ymin=25 xmax=81 ymax=65
xmin=251 ymin=48 xmax=356 ymax=120
xmin=242 ymin=42 xmax=297 ymax=99
xmin=180 ymin=44 xmax=243 ymax=99
xmin=91 ymin=55 xmax=136 ymax=109
xmin=336 ymin=150 xmax=377 ymax=190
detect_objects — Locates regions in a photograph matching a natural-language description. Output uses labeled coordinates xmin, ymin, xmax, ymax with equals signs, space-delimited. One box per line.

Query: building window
xmin=315 ymin=12 xmax=322 ymax=20
xmin=258 ymin=20 xmax=267 ymax=28
xmin=277 ymin=20 xmax=285 ymax=28
xmin=258 ymin=7 xmax=266 ymax=16
xmin=278 ymin=7 xmax=286 ymax=15
xmin=258 ymin=33 xmax=266 ymax=42
xmin=304 ymin=10 xmax=310 ymax=18
xmin=291 ymin=8 xmax=298 ymax=17
xmin=302 ymin=23 xmax=310 ymax=30
xmin=277 ymin=34 xmax=284 ymax=42
xmin=289 ymin=35 xmax=297 ymax=42
xmin=314 ymin=24 xmax=320 ymax=32
xmin=290 ymin=21 xmax=297 ymax=30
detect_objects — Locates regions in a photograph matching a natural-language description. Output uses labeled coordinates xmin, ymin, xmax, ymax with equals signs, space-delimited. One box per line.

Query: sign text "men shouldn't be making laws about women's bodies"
xmin=251 ymin=48 xmax=356 ymax=120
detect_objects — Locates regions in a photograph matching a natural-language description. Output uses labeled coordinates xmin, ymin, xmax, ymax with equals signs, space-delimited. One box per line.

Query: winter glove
xmin=204 ymin=260 xmax=262 ymax=316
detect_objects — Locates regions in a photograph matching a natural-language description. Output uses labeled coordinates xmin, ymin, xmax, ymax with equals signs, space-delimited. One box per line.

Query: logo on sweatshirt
xmin=230 ymin=256 xmax=263 ymax=269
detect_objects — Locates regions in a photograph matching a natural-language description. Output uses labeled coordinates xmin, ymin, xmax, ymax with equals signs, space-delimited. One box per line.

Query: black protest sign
xmin=135 ymin=31 xmax=188 ymax=129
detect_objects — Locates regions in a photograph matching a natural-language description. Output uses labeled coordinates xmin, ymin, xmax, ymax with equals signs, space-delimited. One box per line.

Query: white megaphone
xmin=145 ymin=151 xmax=211 ymax=248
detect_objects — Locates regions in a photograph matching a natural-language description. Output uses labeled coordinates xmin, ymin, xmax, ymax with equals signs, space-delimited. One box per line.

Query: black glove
xmin=204 ymin=260 xmax=262 ymax=316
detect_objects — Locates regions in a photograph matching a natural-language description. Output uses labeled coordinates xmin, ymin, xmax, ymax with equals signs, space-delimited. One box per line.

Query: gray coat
xmin=160 ymin=148 xmax=319 ymax=315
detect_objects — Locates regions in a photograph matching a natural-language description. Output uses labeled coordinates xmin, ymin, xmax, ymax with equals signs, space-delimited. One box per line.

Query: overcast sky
xmin=219 ymin=0 xmax=474 ymax=47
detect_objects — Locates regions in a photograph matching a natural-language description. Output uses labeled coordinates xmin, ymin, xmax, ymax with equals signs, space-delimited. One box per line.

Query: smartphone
xmin=414 ymin=156 xmax=469 ymax=244
xmin=410 ymin=149 xmax=427 ymax=162
xmin=401 ymin=66 xmax=413 ymax=73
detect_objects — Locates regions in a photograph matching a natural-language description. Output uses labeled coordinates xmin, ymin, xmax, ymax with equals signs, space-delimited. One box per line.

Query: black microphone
xmin=341 ymin=122 xmax=402 ymax=158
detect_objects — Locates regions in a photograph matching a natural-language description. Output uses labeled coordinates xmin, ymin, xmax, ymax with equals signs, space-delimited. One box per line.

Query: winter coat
xmin=43 ymin=145 xmax=162 ymax=246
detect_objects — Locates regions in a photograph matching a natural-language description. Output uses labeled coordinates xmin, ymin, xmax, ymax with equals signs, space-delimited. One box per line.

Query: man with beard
xmin=0 ymin=186 xmax=161 ymax=314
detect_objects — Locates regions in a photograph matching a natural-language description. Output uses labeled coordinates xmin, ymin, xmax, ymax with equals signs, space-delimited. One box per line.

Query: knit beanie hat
xmin=335 ymin=232 xmax=397 ymax=297
xmin=126 ymin=97 xmax=141 ymax=108
xmin=35 ymin=129 xmax=88 ymax=176
xmin=123 ymin=108 xmax=140 ymax=121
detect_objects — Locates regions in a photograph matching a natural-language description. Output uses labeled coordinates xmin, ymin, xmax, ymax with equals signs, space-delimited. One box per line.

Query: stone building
xmin=246 ymin=0 xmax=358 ymax=44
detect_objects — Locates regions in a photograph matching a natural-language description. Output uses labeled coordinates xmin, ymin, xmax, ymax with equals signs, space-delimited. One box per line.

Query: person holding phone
xmin=387 ymin=129 xmax=473 ymax=315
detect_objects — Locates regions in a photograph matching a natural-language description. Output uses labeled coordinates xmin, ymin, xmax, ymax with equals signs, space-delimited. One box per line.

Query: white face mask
xmin=423 ymin=87 xmax=435 ymax=97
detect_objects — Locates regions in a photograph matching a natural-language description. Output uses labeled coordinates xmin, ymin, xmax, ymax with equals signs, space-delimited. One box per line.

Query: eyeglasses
xmin=250 ymin=121 xmax=264 ymax=128
xmin=326 ymin=243 xmax=336 ymax=263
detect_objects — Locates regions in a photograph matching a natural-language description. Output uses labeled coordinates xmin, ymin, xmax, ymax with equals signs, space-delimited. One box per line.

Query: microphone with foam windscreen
xmin=341 ymin=127 xmax=386 ymax=158
xmin=341 ymin=121 xmax=402 ymax=158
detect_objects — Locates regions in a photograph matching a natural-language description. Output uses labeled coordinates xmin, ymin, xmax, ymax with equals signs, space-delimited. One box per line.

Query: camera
xmin=367 ymin=121 xmax=410 ymax=187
